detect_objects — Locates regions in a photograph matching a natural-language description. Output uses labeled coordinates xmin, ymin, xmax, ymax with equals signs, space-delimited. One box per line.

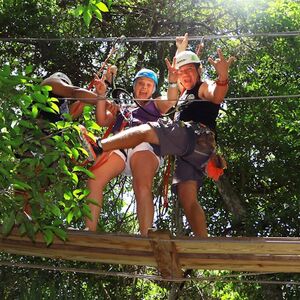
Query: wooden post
xmin=148 ymin=229 xmax=183 ymax=279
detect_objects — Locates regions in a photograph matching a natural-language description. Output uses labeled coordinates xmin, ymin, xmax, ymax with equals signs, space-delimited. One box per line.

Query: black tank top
xmin=177 ymin=82 xmax=220 ymax=131
xmin=39 ymin=91 xmax=69 ymax=123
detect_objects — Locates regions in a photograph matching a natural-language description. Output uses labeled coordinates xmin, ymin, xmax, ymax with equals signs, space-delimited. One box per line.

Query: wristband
xmin=168 ymin=82 xmax=178 ymax=88
xmin=215 ymin=78 xmax=229 ymax=86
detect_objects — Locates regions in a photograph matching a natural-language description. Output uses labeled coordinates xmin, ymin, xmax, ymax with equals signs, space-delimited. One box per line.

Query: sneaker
xmin=78 ymin=125 xmax=103 ymax=161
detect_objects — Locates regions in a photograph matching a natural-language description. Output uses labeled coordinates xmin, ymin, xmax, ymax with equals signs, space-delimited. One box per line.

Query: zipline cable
xmin=1 ymin=261 xmax=299 ymax=285
xmin=0 ymin=31 xmax=300 ymax=43
xmin=50 ymin=93 xmax=300 ymax=102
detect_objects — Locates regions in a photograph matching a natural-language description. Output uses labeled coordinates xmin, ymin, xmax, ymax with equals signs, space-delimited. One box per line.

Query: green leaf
xmin=19 ymin=119 xmax=35 ymax=129
xmin=52 ymin=135 xmax=63 ymax=143
xmin=12 ymin=179 xmax=32 ymax=191
xmin=74 ymin=5 xmax=84 ymax=16
xmin=73 ymin=206 xmax=82 ymax=219
xmin=84 ymin=120 xmax=101 ymax=131
xmin=95 ymin=1 xmax=109 ymax=12
xmin=64 ymin=191 xmax=73 ymax=200
xmin=53 ymin=219 xmax=63 ymax=227
xmin=43 ymin=229 xmax=54 ymax=246
xmin=40 ymin=85 xmax=52 ymax=92
xmin=50 ymin=204 xmax=61 ymax=217
xmin=83 ymin=7 xmax=92 ymax=28
xmin=0 ymin=64 xmax=11 ymax=76
xmin=73 ymin=189 xmax=82 ymax=197
xmin=86 ymin=198 xmax=99 ymax=206
xmin=19 ymin=223 xmax=26 ymax=236
xmin=31 ymin=104 xmax=39 ymax=118
xmin=52 ymin=227 xmax=67 ymax=241
xmin=73 ymin=166 xmax=95 ymax=178
xmin=21 ymin=94 xmax=33 ymax=106
xmin=71 ymin=172 xmax=79 ymax=185
xmin=71 ymin=148 xmax=79 ymax=160
xmin=49 ymin=102 xmax=60 ymax=113
xmin=82 ymin=204 xmax=92 ymax=219
xmin=66 ymin=211 xmax=74 ymax=224
xmin=0 ymin=167 xmax=10 ymax=178
xmin=24 ymin=221 xmax=36 ymax=241
xmin=32 ymin=91 xmax=47 ymax=103
xmin=25 ymin=65 xmax=33 ymax=75
xmin=106 ymin=0 xmax=113 ymax=9
xmin=48 ymin=97 xmax=58 ymax=103
xmin=93 ymin=7 xmax=102 ymax=21
xmin=2 ymin=211 xmax=15 ymax=236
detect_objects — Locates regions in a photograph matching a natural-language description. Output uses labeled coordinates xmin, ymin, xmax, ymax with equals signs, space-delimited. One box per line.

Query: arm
xmin=155 ymin=34 xmax=190 ymax=113
xmin=70 ymin=66 xmax=117 ymax=118
xmin=96 ymin=99 xmax=119 ymax=127
xmin=92 ymin=75 xmax=119 ymax=127
xmin=155 ymin=57 xmax=180 ymax=114
xmin=41 ymin=77 xmax=103 ymax=119
xmin=199 ymin=49 xmax=235 ymax=104
xmin=41 ymin=77 xmax=101 ymax=105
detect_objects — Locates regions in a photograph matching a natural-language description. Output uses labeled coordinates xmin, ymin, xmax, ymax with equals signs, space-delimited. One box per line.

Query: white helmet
xmin=175 ymin=51 xmax=201 ymax=69
xmin=49 ymin=72 xmax=72 ymax=85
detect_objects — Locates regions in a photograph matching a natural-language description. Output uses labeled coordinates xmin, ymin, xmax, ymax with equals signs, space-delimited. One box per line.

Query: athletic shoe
xmin=78 ymin=125 xmax=103 ymax=161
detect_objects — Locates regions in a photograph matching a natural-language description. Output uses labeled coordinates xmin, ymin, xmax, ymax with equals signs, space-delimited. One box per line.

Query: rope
xmin=1 ymin=261 xmax=299 ymax=285
xmin=50 ymin=93 xmax=300 ymax=102
xmin=1 ymin=31 xmax=300 ymax=43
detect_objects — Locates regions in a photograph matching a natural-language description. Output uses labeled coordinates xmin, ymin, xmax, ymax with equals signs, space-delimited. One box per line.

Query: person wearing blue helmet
xmin=133 ymin=68 xmax=158 ymax=95
xmin=83 ymin=66 xmax=177 ymax=236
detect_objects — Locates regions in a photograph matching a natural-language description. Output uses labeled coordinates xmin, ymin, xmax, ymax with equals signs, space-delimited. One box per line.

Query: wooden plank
xmin=148 ymin=230 xmax=183 ymax=279
xmin=174 ymin=237 xmax=300 ymax=255
xmin=180 ymin=254 xmax=300 ymax=273
xmin=1 ymin=234 xmax=156 ymax=267
xmin=5 ymin=228 xmax=153 ymax=252
xmin=1 ymin=228 xmax=300 ymax=274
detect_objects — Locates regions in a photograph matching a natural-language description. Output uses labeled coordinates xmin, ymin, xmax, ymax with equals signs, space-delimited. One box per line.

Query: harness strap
xmin=162 ymin=155 xmax=172 ymax=208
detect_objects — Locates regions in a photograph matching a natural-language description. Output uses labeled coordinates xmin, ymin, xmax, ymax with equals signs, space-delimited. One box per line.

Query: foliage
xmin=0 ymin=64 xmax=100 ymax=244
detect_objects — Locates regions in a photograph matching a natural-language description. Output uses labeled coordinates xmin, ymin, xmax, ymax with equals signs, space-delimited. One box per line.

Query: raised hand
xmin=93 ymin=74 xmax=107 ymax=96
xmin=176 ymin=33 xmax=189 ymax=53
xmin=103 ymin=64 xmax=117 ymax=84
xmin=165 ymin=57 xmax=179 ymax=83
xmin=208 ymin=49 xmax=235 ymax=79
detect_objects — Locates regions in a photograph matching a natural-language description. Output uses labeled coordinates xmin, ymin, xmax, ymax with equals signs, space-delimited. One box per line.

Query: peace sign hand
xmin=165 ymin=57 xmax=179 ymax=83
xmin=208 ymin=49 xmax=236 ymax=79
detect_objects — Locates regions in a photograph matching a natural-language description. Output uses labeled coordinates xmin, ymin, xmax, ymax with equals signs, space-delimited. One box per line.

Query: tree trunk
xmin=215 ymin=174 xmax=246 ymax=222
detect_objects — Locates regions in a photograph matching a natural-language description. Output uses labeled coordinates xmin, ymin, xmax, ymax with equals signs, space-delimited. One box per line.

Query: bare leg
xmin=177 ymin=180 xmax=208 ymax=237
xmin=101 ymin=124 xmax=159 ymax=152
xmin=86 ymin=153 xmax=125 ymax=231
xmin=130 ymin=150 xmax=158 ymax=236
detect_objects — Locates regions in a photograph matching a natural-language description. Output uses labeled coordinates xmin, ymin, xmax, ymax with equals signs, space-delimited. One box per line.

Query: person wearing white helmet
xmin=40 ymin=70 xmax=115 ymax=121
xmin=83 ymin=67 xmax=177 ymax=236
xmin=80 ymin=34 xmax=235 ymax=237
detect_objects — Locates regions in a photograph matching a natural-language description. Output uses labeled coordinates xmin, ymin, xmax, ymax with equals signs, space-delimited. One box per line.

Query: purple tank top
xmin=112 ymin=100 xmax=162 ymax=133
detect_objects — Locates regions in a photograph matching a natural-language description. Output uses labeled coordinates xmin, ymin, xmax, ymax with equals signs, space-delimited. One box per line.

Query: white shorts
xmin=113 ymin=142 xmax=163 ymax=176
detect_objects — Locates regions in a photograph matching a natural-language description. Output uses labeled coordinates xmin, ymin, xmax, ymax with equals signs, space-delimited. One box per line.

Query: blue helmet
xmin=133 ymin=68 xmax=158 ymax=93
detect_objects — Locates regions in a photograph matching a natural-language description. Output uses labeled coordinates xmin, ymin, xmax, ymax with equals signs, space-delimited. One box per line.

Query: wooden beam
xmin=1 ymin=228 xmax=300 ymax=275
xmin=148 ymin=229 xmax=182 ymax=279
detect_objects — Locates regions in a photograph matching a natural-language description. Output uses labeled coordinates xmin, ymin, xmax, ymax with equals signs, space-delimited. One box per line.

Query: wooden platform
xmin=1 ymin=228 xmax=300 ymax=278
